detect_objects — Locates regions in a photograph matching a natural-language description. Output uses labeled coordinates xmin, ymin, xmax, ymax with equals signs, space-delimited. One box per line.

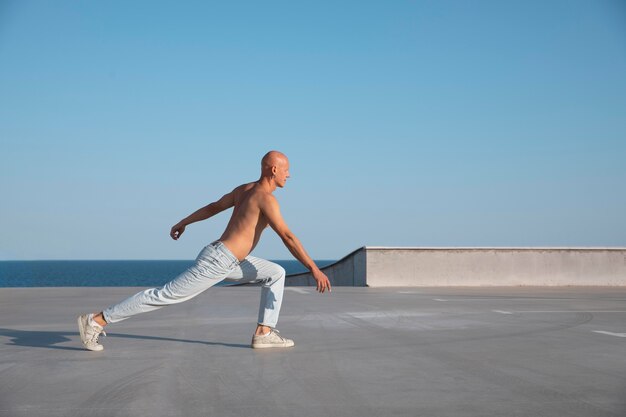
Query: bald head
xmin=261 ymin=151 xmax=288 ymax=169
xmin=260 ymin=151 xmax=290 ymax=188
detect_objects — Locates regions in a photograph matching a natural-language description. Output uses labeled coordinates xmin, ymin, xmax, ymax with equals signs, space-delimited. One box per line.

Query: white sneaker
xmin=77 ymin=314 xmax=106 ymax=351
xmin=251 ymin=328 xmax=295 ymax=349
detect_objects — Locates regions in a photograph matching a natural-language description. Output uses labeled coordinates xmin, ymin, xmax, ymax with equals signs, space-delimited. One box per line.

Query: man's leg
xmin=101 ymin=262 xmax=228 ymax=324
xmin=224 ymin=256 xmax=293 ymax=348
xmin=78 ymin=241 xmax=239 ymax=351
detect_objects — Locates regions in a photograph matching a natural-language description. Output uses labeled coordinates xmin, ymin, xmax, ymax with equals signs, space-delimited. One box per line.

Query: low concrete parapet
xmin=287 ymin=247 xmax=367 ymax=286
xmin=286 ymin=247 xmax=626 ymax=287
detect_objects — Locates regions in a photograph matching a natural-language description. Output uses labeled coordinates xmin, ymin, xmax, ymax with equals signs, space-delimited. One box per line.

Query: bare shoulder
xmin=233 ymin=182 xmax=256 ymax=193
xmin=230 ymin=182 xmax=256 ymax=198
xmin=257 ymin=191 xmax=280 ymax=212
xmin=230 ymin=182 xmax=275 ymax=208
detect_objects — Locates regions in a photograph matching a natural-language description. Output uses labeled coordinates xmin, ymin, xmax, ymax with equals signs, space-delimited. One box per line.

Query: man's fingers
xmin=171 ymin=229 xmax=183 ymax=240
xmin=314 ymin=276 xmax=331 ymax=293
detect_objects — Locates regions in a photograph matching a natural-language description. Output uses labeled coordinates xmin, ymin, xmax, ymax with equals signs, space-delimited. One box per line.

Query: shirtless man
xmin=77 ymin=151 xmax=331 ymax=351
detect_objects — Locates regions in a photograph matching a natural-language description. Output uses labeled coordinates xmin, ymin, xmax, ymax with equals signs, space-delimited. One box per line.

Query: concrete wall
xmin=286 ymin=247 xmax=626 ymax=287
xmin=286 ymin=247 xmax=366 ymax=286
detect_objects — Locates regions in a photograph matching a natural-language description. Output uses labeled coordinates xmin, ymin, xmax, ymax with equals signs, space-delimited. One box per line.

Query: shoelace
xmin=89 ymin=328 xmax=106 ymax=344
xmin=270 ymin=329 xmax=286 ymax=341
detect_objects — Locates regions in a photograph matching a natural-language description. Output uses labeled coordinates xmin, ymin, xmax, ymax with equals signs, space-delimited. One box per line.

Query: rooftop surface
xmin=1 ymin=286 xmax=625 ymax=417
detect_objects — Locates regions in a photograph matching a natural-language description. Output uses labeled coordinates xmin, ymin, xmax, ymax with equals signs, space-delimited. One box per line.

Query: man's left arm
xmin=261 ymin=194 xmax=331 ymax=293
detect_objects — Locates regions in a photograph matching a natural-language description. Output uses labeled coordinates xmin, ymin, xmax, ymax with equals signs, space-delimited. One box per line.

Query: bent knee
xmin=268 ymin=264 xmax=286 ymax=282
xmin=276 ymin=265 xmax=286 ymax=279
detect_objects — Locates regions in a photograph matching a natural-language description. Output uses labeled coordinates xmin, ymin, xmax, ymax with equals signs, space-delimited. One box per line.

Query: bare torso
xmin=219 ymin=182 xmax=271 ymax=261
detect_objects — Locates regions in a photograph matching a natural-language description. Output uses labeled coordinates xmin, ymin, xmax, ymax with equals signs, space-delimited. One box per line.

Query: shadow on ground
xmin=0 ymin=328 xmax=249 ymax=351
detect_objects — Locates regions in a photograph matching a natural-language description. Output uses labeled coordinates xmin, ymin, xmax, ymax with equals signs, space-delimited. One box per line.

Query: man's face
xmin=275 ymin=160 xmax=290 ymax=188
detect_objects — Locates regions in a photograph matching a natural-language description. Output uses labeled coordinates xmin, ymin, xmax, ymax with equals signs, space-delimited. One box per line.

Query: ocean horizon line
xmin=0 ymin=259 xmax=337 ymax=287
xmin=0 ymin=259 xmax=335 ymax=262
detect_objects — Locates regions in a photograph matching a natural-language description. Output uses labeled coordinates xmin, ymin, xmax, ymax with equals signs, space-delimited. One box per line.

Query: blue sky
xmin=1 ymin=0 xmax=625 ymax=260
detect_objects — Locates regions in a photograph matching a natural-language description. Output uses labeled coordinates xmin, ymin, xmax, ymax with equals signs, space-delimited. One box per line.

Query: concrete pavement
xmin=1 ymin=286 xmax=625 ymax=416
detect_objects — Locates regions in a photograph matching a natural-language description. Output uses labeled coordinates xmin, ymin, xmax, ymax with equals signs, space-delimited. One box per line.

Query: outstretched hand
xmin=170 ymin=223 xmax=186 ymax=240
xmin=312 ymin=269 xmax=332 ymax=293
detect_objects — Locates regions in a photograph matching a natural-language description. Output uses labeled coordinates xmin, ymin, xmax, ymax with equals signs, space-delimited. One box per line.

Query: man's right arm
xmin=261 ymin=194 xmax=331 ymax=293
xmin=170 ymin=188 xmax=236 ymax=240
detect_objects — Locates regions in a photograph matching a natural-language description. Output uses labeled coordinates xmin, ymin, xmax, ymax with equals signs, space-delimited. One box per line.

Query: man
xmin=77 ymin=151 xmax=331 ymax=351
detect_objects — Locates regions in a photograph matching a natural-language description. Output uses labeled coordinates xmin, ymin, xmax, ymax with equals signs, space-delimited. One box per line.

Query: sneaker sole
xmin=77 ymin=315 xmax=103 ymax=352
xmin=251 ymin=341 xmax=295 ymax=349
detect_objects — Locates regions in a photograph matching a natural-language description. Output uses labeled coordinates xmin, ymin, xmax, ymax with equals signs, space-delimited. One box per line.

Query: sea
xmin=0 ymin=260 xmax=336 ymax=287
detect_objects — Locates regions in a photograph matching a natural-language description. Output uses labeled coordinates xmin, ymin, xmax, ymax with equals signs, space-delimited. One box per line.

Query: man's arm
xmin=261 ymin=194 xmax=331 ymax=293
xmin=170 ymin=189 xmax=236 ymax=240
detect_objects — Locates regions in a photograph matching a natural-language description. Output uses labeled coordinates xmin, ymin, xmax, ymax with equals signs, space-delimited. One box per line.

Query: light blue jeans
xmin=102 ymin=241 xmax=286 ymax=328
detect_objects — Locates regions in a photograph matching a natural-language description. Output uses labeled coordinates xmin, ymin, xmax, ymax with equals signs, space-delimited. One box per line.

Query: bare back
xmin=219 ymin=182 xmax=271 ymax=260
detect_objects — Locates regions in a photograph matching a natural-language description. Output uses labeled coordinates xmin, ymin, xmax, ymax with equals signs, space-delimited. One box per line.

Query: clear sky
xmin=1 ymin=0 xmax=625 ymax=260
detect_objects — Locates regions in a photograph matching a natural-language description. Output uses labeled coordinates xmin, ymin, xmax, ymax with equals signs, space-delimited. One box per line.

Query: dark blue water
xmin=0 ymin=260 xmax=336 ymax=287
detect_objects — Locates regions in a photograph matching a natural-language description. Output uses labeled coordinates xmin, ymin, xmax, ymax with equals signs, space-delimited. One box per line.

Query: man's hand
xmin=312 ymin=269 xmax=332 ymax=293
xmin=170 ymin=223 xmax=186 ymax=240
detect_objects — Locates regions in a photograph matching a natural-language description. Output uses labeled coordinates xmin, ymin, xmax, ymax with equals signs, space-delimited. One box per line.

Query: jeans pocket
xmin=196 ymin=243 xmax=239 ymax=274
